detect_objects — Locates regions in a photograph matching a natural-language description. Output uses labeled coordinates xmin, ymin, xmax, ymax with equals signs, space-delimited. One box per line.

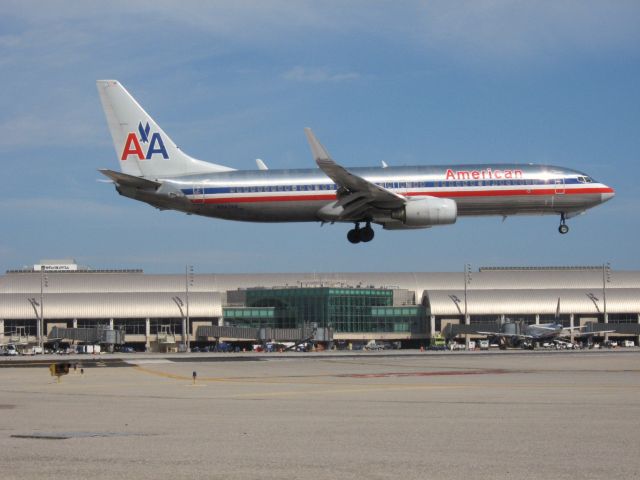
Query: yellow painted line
xmin=131 ymin=366 xmax=640 ymax=399
xmin=132 ymin=368 xmax=463 ymax=387
xmin=131 ymin=366 xmax=495 ymax=384
xmin=133 ymin=365 xmax=342 ymax=384
xmin=133 ymin=365 xmax=198 ymax=381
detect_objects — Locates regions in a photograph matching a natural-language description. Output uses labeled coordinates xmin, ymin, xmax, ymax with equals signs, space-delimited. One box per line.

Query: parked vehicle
xmin=4 ymin=344 xmax=19 ymax=356
xmin=21 ymin=346 xmax=44 ymax=355
xmin=76 ymin=344 xmax=101 ymax=354
xmin=365 ymin=340 xmax=384 ymax=351
xmin=479 ymin=340 xmax=490 ymax=350
xmin=215 ymin=342 xmax=232 ymax=352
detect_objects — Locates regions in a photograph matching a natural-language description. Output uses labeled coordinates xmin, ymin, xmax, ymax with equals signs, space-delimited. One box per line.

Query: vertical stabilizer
xmin=96 ymin=80 xmax=234 ymax=178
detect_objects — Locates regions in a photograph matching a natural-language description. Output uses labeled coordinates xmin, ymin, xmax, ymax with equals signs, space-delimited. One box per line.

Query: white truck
xmin=4 ymin=344 xmax=19 ymax=356
xmin=76 ymin=344 xmax=102 ymax=354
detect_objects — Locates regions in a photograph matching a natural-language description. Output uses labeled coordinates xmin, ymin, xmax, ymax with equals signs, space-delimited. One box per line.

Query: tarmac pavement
xmin=0 ymin=350 xmax=638 ymax=479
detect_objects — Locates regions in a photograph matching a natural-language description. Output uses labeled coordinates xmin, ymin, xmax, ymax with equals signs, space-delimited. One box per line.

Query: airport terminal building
xmin=1 ymin=260 xmax=639 ymax=350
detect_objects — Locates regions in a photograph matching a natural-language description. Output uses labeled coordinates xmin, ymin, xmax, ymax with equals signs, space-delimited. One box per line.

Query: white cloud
xmin=1 ymin=2 xmax=638 ymax=68
xmin=282 ymin=66 xmax=360 ymax=83
xmin=0 ymin=111 xmax=101 ymax=149
xmin=417 ymin=0 xmax=640 ymax=61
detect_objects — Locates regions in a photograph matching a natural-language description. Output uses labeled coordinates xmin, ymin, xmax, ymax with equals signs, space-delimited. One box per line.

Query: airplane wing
xmin=475 ymin=331 xmax=534 ymax=339
xmin=304 ymin=128 xmax=406 ymax=218
xmin=573 ymin=330 xmax=616 ymax=338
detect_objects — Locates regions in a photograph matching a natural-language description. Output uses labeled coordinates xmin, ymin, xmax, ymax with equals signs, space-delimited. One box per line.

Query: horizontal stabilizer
xmin=99 ymin=169 xmax=161 ymax=190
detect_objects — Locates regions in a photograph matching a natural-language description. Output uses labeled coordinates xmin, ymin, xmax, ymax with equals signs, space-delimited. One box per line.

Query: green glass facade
xmin=221 ymin=307 xmax=277 ymax=328
xmin=223 ymin=287 xmax=425 ymax=334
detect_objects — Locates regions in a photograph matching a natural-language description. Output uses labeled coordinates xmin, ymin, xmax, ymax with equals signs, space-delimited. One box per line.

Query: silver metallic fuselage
xmin=122 ymin=163 xmax=614 ymax=225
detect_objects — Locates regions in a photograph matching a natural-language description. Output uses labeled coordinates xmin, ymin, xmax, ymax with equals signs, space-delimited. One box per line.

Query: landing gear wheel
xmin=347 ymin=228 xmax=361 ymax=244
xmin=360 ymin=224 xmax=375 ymax=243
xmin=558 ymin=213 xmax=569 ymax=234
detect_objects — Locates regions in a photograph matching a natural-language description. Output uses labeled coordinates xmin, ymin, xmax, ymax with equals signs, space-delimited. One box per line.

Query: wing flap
xmin=336 ymin=194 xmax=374 ymax=220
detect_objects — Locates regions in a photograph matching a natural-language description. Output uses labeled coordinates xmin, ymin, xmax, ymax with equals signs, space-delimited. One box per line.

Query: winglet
xmin=304 ymin=128 xmax=333 ymax=165
xmin=255 ymin=158 xmax=268 ymax=170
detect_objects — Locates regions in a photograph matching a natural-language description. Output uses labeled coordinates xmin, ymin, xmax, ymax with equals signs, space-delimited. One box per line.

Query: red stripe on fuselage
xmin=409 ymin=187 xmax=613 ymax=198
xmin=192 ymin=187 xmax=611 ymax=205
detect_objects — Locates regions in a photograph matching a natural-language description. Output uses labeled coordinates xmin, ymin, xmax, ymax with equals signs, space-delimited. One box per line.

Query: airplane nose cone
xmin=601 ymin=187 xmax=615 ymax=203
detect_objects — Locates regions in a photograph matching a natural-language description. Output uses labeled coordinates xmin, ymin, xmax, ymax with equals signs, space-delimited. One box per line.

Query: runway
xmin=0 ymin=351 xmax=638 ymax=479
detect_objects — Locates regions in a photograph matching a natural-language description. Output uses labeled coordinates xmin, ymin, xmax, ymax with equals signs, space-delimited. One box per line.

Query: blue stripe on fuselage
xmin=180 ymin=178 xmax=583 ymax=196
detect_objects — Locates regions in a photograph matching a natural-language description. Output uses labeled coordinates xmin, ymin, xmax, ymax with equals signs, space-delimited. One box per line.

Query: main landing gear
xmin=558 ymin=213 xmax=569 ymax=234
xmin=347 ymin=222 xmax=375 ymax=244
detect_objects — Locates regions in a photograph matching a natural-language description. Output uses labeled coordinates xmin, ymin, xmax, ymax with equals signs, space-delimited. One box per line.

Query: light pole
xmin=446 ymin=294 xmax=463 ymax=341
xmin=27 ymin=298 xmax=39 ymax=344
xmin=448 ymin=295 xmax=462 ymax=315
xmin=602 ymin=262 xmax=611 ymax=324
xmin=602 ymin=262 xmax=611 ymax=341
xmin=29 ymin=270 xmax=48 ymax=347
xmin=172 ymin=296 xmax=186 ymax=351
xmin=185 ymin=265 xmax=194 ymax=351
xmin=464 ymin=264 xmax=472 ymax=324
xmin=463 ymin=264 xmax=472 ymax=348
xmin=585 ymin=292 xmax=603 ymax=343
xmin=586 ymin=292 xmax=600 ymax=312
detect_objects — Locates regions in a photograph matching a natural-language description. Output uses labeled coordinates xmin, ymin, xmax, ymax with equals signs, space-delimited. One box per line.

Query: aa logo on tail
xmin=121 ymin=122 xmax=169 ymax=160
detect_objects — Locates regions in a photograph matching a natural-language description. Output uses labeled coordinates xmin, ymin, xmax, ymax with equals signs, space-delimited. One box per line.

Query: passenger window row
xmin=223 ymin=177 xmax=581 ymax=194
xmin=230 ymin=184 xmax=337 ymax=194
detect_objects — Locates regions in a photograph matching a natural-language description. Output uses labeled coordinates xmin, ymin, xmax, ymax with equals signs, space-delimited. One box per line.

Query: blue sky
xmin=1 ymin=1 xmax=639 ymax=274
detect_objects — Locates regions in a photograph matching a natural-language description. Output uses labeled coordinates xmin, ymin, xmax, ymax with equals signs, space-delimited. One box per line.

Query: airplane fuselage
xmin=489 ymin=322 xmax=567 ymax=349
xmin=127 ymin=163 xmax=613 ymax=225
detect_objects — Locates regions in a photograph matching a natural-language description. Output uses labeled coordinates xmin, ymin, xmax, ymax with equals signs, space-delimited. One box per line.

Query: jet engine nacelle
xmin=392 ymin=197 xmax=457 ymax=227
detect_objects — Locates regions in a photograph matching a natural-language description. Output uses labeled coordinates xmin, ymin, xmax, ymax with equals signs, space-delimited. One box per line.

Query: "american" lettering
xmin=445 ymin=168 xmax=523 ymax=180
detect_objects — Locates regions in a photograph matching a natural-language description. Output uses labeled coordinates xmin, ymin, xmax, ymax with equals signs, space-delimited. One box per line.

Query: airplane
xmin=475 ymin=319 xmax=615 ymax=349
xmin=96 ymin=80 xmax=615 ymax=244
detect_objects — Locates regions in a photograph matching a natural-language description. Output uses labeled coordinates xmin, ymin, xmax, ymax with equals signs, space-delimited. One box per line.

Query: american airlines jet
xmin=97 ymin=80 xmax=614 ymax=244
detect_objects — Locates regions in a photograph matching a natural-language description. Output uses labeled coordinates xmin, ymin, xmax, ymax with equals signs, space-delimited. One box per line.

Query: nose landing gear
xmin=347 ymin=222 xmax=375 ymax=244
xmin=558 ymin=213 xmax=569 ymax=234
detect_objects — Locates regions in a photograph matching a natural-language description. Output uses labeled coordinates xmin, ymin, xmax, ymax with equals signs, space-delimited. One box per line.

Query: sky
xmin=0 ymin=1 xmax=639 ymax=274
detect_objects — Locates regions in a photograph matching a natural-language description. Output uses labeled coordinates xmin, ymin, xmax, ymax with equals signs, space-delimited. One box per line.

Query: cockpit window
xmin=577 ymin=176 xmax=595 ymax=183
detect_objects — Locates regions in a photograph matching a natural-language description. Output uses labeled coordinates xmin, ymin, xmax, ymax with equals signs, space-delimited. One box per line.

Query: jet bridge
xmin=195 ymin=325 xmax=331 ymax=345
xmin=48 ymin=326 xmax=125 ymax=346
